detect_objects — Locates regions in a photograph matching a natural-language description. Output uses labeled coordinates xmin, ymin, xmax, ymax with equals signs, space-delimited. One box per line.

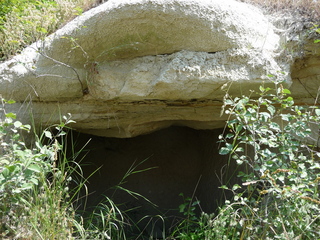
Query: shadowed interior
xmin=71 ymin=126 xmax=241 ymax=234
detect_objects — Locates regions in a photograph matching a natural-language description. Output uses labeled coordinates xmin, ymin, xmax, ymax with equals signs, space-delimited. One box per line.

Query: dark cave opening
xmin=69 ymin=126 xmax=240 ymax=235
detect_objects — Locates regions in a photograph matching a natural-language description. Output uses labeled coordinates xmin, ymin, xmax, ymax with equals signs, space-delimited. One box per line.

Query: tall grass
xmin=0 ymin=98 xmax=125 ymax=239
xmin=0 ymin=99 xmax=157 ymax=239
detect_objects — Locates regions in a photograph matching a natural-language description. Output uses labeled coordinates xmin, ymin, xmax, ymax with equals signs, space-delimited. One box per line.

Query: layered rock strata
xmin=0 ymin=0 xmax=318 ymax=137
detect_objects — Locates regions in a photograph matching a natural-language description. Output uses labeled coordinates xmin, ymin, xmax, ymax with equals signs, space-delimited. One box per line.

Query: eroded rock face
xmin=0 ymin=0 xmax=294 ymax=137
xmin=290 ymin=40 xmax=320 ymax=103
xmin=90 ymin=49 xmax=285 ymax=101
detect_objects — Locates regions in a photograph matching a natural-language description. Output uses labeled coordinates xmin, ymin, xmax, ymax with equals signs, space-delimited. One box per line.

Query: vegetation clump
xmin=0 ymin=0 xmax=98 ymax=61
xmin=0 ymin=98 xmax=147 ymax=239
xmin=0 ymin=99 xmax=78 ymax=238
xmin=164 ymin=81 xmax=320 ymax=239
xmin=208 ymin=81 xmax=320 ymax=239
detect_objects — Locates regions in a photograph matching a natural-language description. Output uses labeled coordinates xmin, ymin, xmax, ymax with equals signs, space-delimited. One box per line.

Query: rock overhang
xmin=0 ymin=0 xmax=297 ymax=137
xmin=0 ymin=0 xmax=286 ymax=101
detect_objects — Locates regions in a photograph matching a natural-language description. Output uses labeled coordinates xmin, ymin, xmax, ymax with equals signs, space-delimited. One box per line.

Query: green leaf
xmin=225 ymin=133 xmax=234 ymax=139
xmin=4 ymin=165 xmax=16 ymax=175
xmin=235 ymin=147 xmax=244 ymax=152
xmin=259 ymin=112 xmax=271 ymax=121
xmin=265 ymin=87 xmax=271 ymax=92
xmin=29 ymin=178 xmax=39 ymax=185
xmin=192 ymin=200 xmax=200 ymax=206
xmin=74 ymin=6 xmax=83 ymax=15
xmin=236 ymin=159 xmax=243 ymax=165
xmin=179 ymin=203 xmax=187 ymax=213
xmin=219 ymin=147 xmax=230 ymax=155
xmin=44 ymin=130 xmax=52 ymax=139
xmin=281 ymin=113 xmax=292 ymax=121
xmin=1 ymin=168 xmax=10 ymax=177
xmin=232 ymin=184 xmax=241 ymax=191
xmin=236 ymin=125 xmax=243 ymax=132
xmin=315 ymin=109 xmax=320 ymax=116
xmin=36 ymin=27 xmax=47 ymax=33
xmin=57 ymin=130 xmax=66 ymax=136
xmin=224 ymin=99 xmax=233 ymax=105
xmin=12 ymin=188 xmax=22 ymax=194
xmin=66 ymin=119 xmax=76 ymax=124
xmin=0 ymin=159 xmax=10 ymax=165
xmin=14 ymin=121 xmax=22 ymax=128
xmin=9 ymin=40 xmax=20 ymax=44
xmin=219 ymin=143 xmax=233 ymax=155
xmin=282 ymin=89 xmax=291 ymax=94
xmin=27 ymin=164 xmax=41 ymax=173
xmin=20 ymin=183 xmax=33 ymax=190
xmin=270 ymin=122 xmax=280 ymax=131
xmin=314 ymin=39 xmax=320 ymax=43
xmin=6 ymin=99 xmax=16 ymax=104
xmin=5 ymin=112 xmax=16 ymax=119
xmin=267 ymin=105 xmax=275 ymax=116
xmin=21 ymin=124 xmax=31 ymax=131
xmin=286 ymin=96 xmax=293 ymax=102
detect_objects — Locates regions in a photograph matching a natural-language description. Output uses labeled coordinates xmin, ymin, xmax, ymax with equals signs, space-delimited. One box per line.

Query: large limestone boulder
xmin=0 ymin=0 xmax=317 ymax=137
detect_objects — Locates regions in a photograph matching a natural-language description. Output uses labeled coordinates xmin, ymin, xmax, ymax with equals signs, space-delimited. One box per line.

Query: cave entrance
xmin=72 ymin=126 xmax=236 ymax=235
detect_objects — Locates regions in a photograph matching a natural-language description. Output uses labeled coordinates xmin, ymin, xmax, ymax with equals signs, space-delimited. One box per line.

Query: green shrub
xmin=0 ymin=98 xmax=82 ymax=238
xmin=214 ymin=81 xmax=320 ymax=239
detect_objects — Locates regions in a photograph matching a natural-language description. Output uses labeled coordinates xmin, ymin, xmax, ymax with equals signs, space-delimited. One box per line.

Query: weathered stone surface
xmin=0 ymin=0 xmax=319 ymax=138
xmin=90 ymin=49 xmax=286 ymax=101
xmin=290 ymin=40 xmax=320 ymax=103
xmin=10 ymin=99 xmax=226 ymax=137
